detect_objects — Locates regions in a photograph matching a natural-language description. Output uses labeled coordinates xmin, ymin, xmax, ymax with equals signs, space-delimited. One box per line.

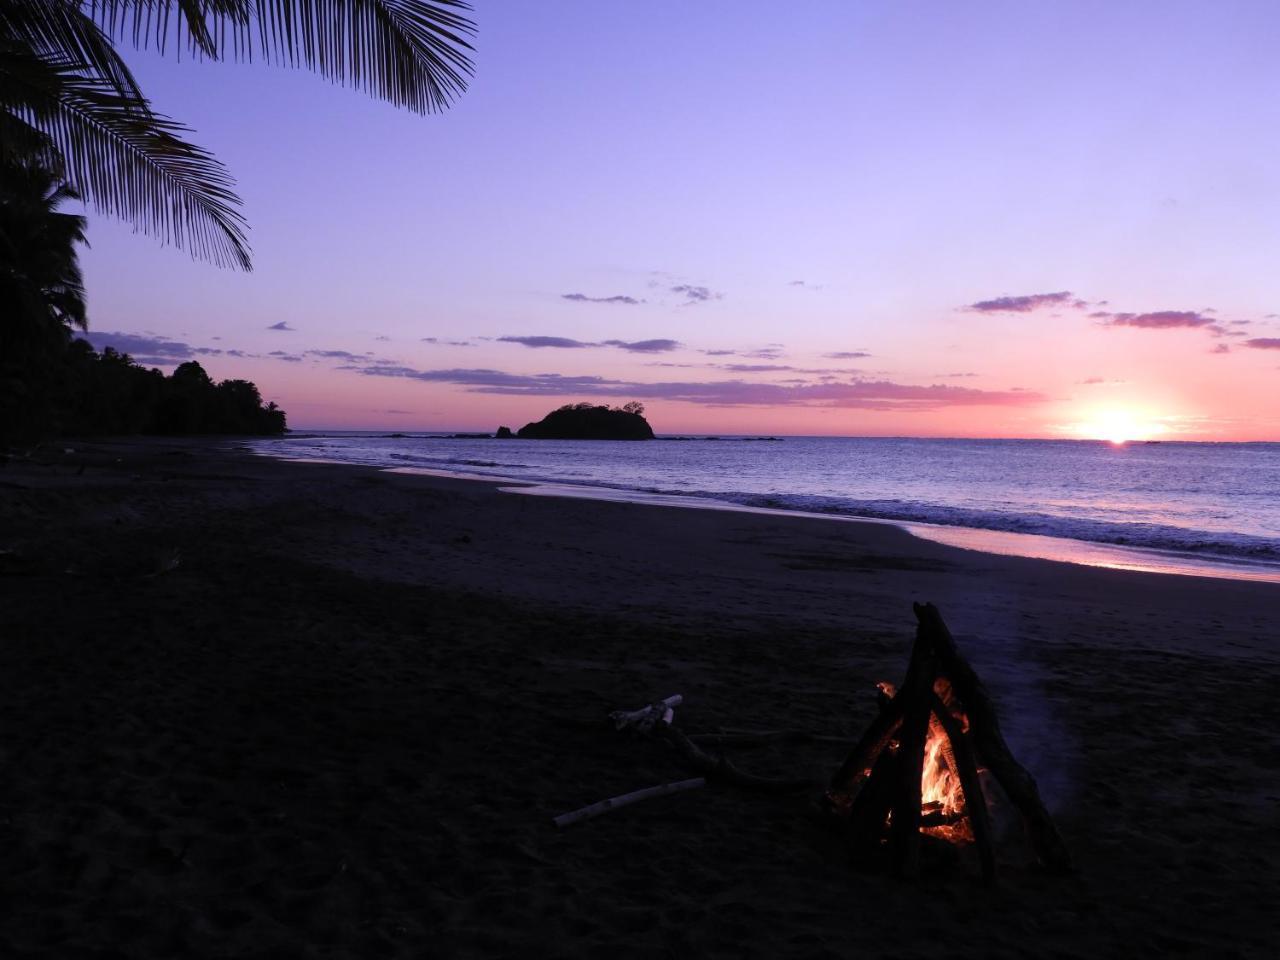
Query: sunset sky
xmin=80 ymin=1 xmax=1280 ymax=439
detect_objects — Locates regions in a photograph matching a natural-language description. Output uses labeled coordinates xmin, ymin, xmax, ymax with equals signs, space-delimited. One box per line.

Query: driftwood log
xmin=613 ymin=696 xmax=819 ymax=792
xmin=553 ymin=777 xmax=706 ymax=828
xmin=829 ymin=603 xmax=1071 ymax=882
xmin=655 ymin=719 xmax=818 ymax=792
xmin=556 ymin=696 xmax=821 ymax=828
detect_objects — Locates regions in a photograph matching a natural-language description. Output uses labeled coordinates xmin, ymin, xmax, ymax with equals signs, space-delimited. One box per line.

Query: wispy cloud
xmin=1245 ymin=337 xmax=1280 ymax=350
xmin=966 ymin=291 xmax=1080 ymax=313
xmin=421 ymin=337 xmax=474 ymax=346
xmin=1094 ymin=310 xmax=1219 ymax=330
xmin=601 ymin=338 xmax=680 ymax=353
xmin=561 ymin=293 xmax=642 ymax=305
xmin=349 ymin=364 xmax=1044 ymax=411
xmin=498 ymin=336 xmax=589 ymax=349
xmin=80 ymin=331 xmax=243 ymax=366
xmin=307 ymin=349 xmax=364 ymax=359
xmin=268 ymin=321 xmax=294 ymax=331
xmin=498 ymin=335 xmax=681 ymax=353
xmin=84 ymin=331 xmax=197 ymax=361
xmin=823 ymin=350 xmax=871 ymax=360
xmin=671 ymin=283 xmax=723 ymax=305
xmin=78 ymin=330 xmax=309 ymax=367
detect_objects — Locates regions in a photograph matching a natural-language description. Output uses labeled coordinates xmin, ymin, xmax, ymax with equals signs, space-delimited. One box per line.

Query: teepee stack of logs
xmin=826 ymin=603 xmax=1071 ymax=882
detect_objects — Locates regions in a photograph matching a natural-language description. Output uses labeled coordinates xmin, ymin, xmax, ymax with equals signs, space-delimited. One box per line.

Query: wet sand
xmin=1 ymin=437 xmax=1276 ymax=958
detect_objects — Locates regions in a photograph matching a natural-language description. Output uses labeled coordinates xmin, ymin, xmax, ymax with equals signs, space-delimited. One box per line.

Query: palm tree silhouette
xmin=0 ymin=158 xmax=88 ymax=343
xmin=1 ymin=1 xmax=475 ymax=269
xmin=0 ymin=156 xmax=89 ymax=442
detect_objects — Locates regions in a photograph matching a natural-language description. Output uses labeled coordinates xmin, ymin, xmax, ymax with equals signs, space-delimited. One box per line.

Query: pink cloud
xmin=1097 ymin=310 xmax=1216 ymax=329
xmin=350 ymin=364 xmax=1044 ymax=411
xmin=966 ymin=291 xmax=1077 ymax=313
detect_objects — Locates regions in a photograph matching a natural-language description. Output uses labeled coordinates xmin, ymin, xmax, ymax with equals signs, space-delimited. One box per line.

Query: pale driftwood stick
xmin=552 ymin=777 xmax=706 ymax=828
xmin=914 ymin=603 xmax=1071 ymax=873
xmin=931 ymin=692 xmax=997 ymax=885
xmin=610 ymin=694 xmax=683 ymax=733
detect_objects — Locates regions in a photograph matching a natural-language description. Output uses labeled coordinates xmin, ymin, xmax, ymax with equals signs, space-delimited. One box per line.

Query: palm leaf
xmin=90 ymin=0 xmax=476 ymax=112
xmin=1 ymin=42 xmax=251 ymax=269
xmin=1 ymin=0 xmax=145 ymax=99
xmin=86 ymin=0 xmax=246 ymax=58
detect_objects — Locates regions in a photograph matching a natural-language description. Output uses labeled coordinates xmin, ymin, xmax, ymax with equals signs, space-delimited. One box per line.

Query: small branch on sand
xmin=688 ymin=730 xmax=850 ymax=748
xmin=612 ymin=695 xmax=819 ymax=792
xmin=556 ymin=695 xmax=820 ymax=830
xmin=552 ymin=777 xmax=707 ymax=828
xmin=655 ymin=722 xmax=819 ymax=792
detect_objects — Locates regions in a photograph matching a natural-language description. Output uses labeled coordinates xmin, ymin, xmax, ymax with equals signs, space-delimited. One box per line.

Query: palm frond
xmin=86 ymin=0 xmax=247 ymax=58
xmin=1 ymin=43 xmax=251 ymax=269
xmin=0 ymin=160 xmax=89 ymax=333
xmin=1 ymin=0 xmax=146 ymax=101
xmin=90 ymin=0 xmax=476 ymax=112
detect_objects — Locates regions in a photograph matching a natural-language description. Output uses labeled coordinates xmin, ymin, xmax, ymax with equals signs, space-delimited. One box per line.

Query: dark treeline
xmin=1 ymin=340 xmax=287 ymax=445
xmin=1 ymin=161 xmax=286 ymax=449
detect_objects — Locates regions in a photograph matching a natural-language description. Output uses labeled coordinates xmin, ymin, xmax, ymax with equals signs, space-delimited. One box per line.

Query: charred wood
xmin=913 ymin=603 xmax=1071 ymax=873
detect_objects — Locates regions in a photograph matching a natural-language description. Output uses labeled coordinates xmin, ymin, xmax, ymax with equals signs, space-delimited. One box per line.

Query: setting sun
xmin=1070 ymin=409 xmax=1166 ymax=445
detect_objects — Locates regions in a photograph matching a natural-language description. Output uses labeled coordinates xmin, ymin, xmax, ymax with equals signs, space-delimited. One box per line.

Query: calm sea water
xmin=252 ymin=434 xmax=1280 ymax=582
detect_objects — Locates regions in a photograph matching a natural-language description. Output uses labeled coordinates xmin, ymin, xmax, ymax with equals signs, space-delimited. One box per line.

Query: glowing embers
xmin=918 ymin=679 xmax=974 ymax=844
xmin=826 ymin=604 xmax=1070 ymax=883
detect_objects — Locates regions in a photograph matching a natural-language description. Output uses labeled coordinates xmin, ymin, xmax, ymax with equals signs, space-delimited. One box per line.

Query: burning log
xmin=913 ymin=603 xmax=1071 ymax=875
xmin=930 ymin=692 xmax=995 ymax=883
xmin=888 ymin=628 xmax=937 ymax=878
xmin=828 ymin=693 xmax=903 ymax=795
xmin=843 ymin=746 xmax=901 ymax=853
xmin=827 ymin=603 xmax=1071 ymax=882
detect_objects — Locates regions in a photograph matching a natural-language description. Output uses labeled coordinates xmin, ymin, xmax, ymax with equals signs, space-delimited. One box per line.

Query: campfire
xmin=826 ymin=603 xmax=1071 ymax=882
xmin=557 ymin=602 xmax=1069 ymax=886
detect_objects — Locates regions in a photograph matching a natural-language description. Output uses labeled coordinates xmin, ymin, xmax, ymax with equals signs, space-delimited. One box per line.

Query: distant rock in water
xmin=517 ymin=403 xmax=654 ymax=440
xmin=495 ymin=426 xmax=515 ymax=439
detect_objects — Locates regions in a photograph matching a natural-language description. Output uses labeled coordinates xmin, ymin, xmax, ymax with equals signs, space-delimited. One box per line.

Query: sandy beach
xmin=1 ymin=437 xmax=1276 ymax=958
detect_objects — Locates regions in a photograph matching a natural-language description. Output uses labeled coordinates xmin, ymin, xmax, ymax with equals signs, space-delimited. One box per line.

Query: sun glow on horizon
xmin=1069 ymin=408 xmax=1168 ymax=445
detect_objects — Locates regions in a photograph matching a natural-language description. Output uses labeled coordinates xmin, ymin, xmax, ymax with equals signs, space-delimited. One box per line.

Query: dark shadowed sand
xmin=1 ymin=438 xmax=1276 ymax=958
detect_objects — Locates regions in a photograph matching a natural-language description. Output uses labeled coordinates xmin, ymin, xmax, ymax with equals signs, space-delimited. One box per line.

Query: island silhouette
xmin=503 ymin=402 xmax=654 ymax=440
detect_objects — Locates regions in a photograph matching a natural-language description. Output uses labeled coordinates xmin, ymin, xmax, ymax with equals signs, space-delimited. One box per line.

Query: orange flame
xmin=921 ymin=679 xmax=974 ymax=842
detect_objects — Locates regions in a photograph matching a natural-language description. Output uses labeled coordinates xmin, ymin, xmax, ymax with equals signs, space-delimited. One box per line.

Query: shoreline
xmin=2 ymin=437 xmax=1277 ymax=956
xmin=325 ymin=459 xmax=1280 ymax=585
xmin=251 ymin=433 xmax=1280 ymax=586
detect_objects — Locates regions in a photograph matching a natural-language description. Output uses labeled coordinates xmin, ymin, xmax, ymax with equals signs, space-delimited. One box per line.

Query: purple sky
xmin=80 ymin=1 xmax=1280 ymax=438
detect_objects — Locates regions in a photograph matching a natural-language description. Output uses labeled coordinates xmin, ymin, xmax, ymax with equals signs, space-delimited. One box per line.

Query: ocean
xmin=252 ymin=434 xmax=1280 ymax=583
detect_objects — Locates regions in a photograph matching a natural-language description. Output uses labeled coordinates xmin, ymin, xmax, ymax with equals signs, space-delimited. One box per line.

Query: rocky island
xmin=511 ymin=402 xmax=655 ymax=440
